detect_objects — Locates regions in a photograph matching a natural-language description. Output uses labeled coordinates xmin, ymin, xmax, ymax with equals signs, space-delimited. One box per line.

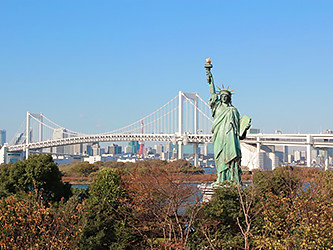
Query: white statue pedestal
xmin=197 ymin=183 xmax=214 ymax=202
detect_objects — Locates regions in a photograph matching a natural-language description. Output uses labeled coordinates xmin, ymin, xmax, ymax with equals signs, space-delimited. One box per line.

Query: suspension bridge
xmin=3 ymin=91 xmax=213 ymax=166
xmin=1 ymin=91 xmax=333 ymax=168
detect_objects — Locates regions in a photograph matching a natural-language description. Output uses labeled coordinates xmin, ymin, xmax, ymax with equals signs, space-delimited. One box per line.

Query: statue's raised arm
xmin=205 ymin=58 xmax=217 ymax=97
xmin=205 ymin=58 xmax=219 ymax=113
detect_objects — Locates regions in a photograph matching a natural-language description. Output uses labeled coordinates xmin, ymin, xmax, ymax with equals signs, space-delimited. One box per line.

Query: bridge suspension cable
xmin=182 ymin=93 xmax=213 ymax=123
xmin=9 ymin=118 xmax=26 ymax=145
xmin=8 ymin=91 xmax=214 ymax=150
xmin=41 ymin=114 xmax=85 ymax=136
xmin=102 ymin=95 xmax=179 ymax=134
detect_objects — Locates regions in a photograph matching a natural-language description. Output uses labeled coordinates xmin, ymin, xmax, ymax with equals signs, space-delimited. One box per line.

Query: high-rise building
xmin=108 ymin=144 xmax=122 ymax=155
xmin=145 ymin=147 xmax=156 ymax=155
xmin=73 ymin=144 xmax=83 ymax=155
xmin=288 ymin=154 xmax=294 ymax=163
xmin=83 ymin=143 xmax=93 ymax=156
xmin=128 ymin=141 xmax=139 ymax=154
xmin=154 ymin=144 xmax=164 ymax=155
xmin=52 ymin=128 xmax=68 ymax=154
xmin=294 ymin=151 xmax=301 ymax=162
xmin=0 ymin=130 xmax=6 ymax=145
xmin=275 ymin=145 xmax=288 ymax=163
xmin=91 ymin=143 xmax=101 ymax=156
xmin=52 ymin=128 xmax=82 ymax=155
xmin=124 ymin=145 xmax=132 ymax=154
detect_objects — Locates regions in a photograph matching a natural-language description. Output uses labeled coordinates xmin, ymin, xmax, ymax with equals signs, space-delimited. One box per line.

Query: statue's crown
xmin=217 ymin=84 xmax=235 ymax=96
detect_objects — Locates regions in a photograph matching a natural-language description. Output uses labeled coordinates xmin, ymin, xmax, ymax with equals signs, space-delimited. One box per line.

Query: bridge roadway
xmin=7 ymin=133 xmax=333 ymax=152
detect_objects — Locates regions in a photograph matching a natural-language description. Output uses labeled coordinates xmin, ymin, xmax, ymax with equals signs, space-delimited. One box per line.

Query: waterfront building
xmin=53 ymin=155 xmax=84 ymax=165
xmin=7 ymin=152 xmax=22 ymax=163
xmin=84 ymin=154 xmax=116 ymax=164
xmin=0 ymin=144 xmax=7 ymax=163
xmin=240 ymin=143 xmax=281 ymax=170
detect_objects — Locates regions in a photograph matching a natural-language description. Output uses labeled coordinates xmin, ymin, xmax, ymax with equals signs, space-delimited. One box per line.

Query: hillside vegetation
xmin=1 ymin=154 xmax=333 ymax=249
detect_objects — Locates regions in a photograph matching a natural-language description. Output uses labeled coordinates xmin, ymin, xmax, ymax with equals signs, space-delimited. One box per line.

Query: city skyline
xmin=1 ymin=1 xmax=333 ymax=141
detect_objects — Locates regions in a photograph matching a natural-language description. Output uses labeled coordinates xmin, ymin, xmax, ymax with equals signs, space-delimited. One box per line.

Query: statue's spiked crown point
xmin=217 ymin=85 xmax=235 ymax=95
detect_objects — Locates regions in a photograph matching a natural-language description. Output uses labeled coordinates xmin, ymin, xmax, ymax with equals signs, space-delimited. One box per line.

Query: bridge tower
xmin=306 ymin=135 xmax=312 ymax=167
xmin=178 ymin=91 xmax=199 ymax=167
xmin=25 ymin=112 xmax=44 ymax=159
xmin=25 ymin=112 xmax=30 ymax=159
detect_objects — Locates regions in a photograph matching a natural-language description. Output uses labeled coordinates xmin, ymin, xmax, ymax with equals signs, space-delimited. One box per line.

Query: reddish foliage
xmin=0 ymin=192 xmax=83 ymax=249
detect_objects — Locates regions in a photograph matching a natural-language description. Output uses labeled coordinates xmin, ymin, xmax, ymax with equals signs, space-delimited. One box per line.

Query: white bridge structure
xmin=1 ymin=91 xmax=333 ymax=168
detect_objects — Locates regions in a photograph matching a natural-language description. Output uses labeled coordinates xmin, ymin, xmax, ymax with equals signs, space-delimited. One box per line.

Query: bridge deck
xmin=7 ymin=133 xmax=333 ymax=152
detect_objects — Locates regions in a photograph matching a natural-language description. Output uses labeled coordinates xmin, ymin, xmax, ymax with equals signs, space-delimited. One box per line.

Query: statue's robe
xmin=209 ymin=94 xmax=243 ymax=184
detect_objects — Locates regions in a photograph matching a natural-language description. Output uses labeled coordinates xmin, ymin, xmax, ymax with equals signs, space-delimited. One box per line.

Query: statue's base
xmin=197 ymin=183 xmax=215 ymax=202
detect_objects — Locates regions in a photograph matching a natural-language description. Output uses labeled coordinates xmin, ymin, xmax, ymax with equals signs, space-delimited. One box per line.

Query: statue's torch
xmin=204 ymin=58 xmax=213 ymax=71
xmin=204 ymin=58 xmax=213 ymax=84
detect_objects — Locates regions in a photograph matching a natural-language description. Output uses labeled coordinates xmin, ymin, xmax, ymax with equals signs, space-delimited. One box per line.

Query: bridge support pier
xmin=193 ymin=143 xmax=198 ymax=167
xmin=178 ymin=141 xmax=183 ymax=160
xmin=204 ymin=143 xmax=208 ymax=156
xmin=306 ymin=135 xmax=312 ymax=167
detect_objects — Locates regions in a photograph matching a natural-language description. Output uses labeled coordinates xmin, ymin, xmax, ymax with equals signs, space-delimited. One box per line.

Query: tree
xmin=0 ymin=154 xmax=71 ymax=202
xmin=59 ymin=161 xmax=99 ymax=177
xmin=189 ymin=182 xmax=247 ymax=249
xmin=79 ymin=168 xmax=140 ymax=249
xmin=252 ymin=166 xmax=301 ymax=198
xmin=252 ymin=167 xmax=333 ymax=249
xmin=236 ymin=184 xmax=255 ymax=250
xmin=122 ymin=163 xmax=202 ymax=249
xmin=0 ymin=193 xmax=83 ymax=249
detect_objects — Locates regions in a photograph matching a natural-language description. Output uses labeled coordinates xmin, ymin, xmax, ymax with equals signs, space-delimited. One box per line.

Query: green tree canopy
xmin=0 ymin=154 xmax=71 ymax=202
xmin=80 ymin=168 xmax=141 ymax=249
xmin=189 ymin=182 xmax=246 ymax=249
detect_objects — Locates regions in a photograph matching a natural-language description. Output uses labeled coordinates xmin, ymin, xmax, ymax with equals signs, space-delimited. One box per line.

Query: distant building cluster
xmin=241 ymin=128 xmax=333 ymax=170
xmin=2 ymin=126 xmax=333 ymax=170
xmin=52 ymin=140 xmax=216 ymax=168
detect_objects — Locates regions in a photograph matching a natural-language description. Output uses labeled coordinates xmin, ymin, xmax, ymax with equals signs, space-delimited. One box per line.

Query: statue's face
xmin=220 ymin=93 xmax=231 ymax=104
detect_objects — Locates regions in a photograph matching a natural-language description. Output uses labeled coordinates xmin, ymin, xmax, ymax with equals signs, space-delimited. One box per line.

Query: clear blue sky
xmin=1 ymin=0 xmax=333 ymax=140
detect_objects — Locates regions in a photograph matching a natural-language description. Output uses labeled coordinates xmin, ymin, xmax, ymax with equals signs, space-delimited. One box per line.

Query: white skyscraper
xmin=52 ymin=128 xmax=74 ymax=154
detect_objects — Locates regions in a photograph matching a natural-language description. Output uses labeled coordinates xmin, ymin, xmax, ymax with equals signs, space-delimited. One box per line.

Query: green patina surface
xmin=205 ymin=60 xmax=251 ymax=185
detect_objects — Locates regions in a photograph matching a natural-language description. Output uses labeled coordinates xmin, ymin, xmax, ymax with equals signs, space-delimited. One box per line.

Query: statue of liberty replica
xmin=205 ymin=58 xmax=251 ymax=185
